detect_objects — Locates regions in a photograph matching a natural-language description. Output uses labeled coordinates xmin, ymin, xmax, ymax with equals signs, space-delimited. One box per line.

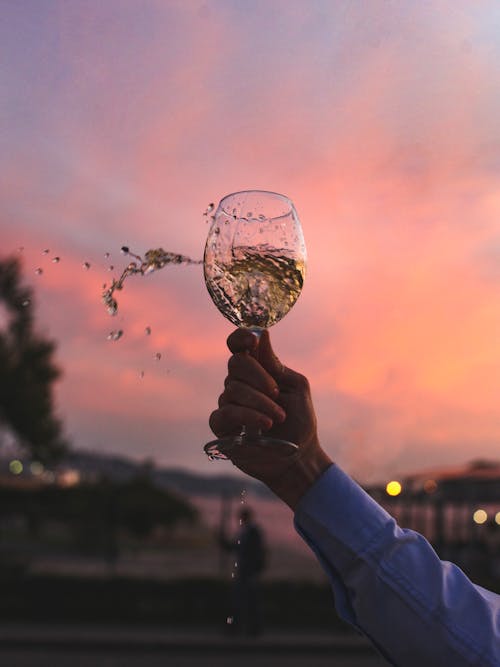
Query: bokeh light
xmin=423 ymin=479 xmax=438 ymax=494
xmin=472 ymin=509 xmax=488 ymax=525
xmin=30 ymin=461 xmax=44 ymax=476
xmin=9 ymin=459 xmax=23 ymax=475
xmin=386 ymin=481 xmax=402 ymax=497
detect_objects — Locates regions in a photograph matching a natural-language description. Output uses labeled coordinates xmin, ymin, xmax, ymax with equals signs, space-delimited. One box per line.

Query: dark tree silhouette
xmin=0 ymin=256 xmax=67 ymax=463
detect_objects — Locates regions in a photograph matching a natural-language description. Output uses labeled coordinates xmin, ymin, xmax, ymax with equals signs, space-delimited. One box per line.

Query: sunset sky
xmin=1 ymin=1 xmax=499 ymax=482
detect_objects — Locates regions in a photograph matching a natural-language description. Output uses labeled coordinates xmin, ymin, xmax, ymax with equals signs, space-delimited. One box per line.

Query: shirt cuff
xmin=294 ymin=463 xmax=393 ymax=558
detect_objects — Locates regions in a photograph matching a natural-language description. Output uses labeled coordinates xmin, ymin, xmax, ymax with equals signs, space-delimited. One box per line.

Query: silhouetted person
xmin=219 ymin=506 xmax=266 ymax=636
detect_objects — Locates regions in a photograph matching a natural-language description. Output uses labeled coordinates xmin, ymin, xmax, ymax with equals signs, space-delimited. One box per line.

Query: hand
xmin=209 ymin=328 xmax=332 ymax=509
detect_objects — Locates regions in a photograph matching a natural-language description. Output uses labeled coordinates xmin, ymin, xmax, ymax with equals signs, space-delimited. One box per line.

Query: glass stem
xmin=241 ymin=326 xmax=264 ymax=442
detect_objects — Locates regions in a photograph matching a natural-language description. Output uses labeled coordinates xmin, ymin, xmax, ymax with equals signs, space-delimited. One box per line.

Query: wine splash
xmin=102 ymin=246 xmax=202 ymax=316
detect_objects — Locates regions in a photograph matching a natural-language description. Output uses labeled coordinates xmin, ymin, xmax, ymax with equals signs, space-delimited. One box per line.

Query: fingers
xmin=227 ymin=328 xmax=310 ymax=393
xmin=227 ymin=328 xmax=259 ymax=354
xmin=223 ymin=380 xmax=286 ymax=423
xmin=227 ymin=352 xmax=279 ymax=397
xmin=209 ymin=405 xmax=273 ymax=437
xmin=256 ymin=330 xmax=311 ymax=391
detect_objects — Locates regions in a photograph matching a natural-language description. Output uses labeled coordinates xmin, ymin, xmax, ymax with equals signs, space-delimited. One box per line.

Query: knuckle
xmin=296 ymin=372 xmax=310 ymax=391
xmin=227 ymin=354 xmax=239 ymax=374
xmin=208 ymin=410 xmax=220 ymax=435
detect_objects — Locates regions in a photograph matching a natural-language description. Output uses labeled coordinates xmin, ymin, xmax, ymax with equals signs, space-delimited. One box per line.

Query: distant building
xmin=401 ymin=459 xmax=500 ymax=503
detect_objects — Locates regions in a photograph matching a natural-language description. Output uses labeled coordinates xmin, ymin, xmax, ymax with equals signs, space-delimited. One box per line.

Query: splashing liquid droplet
xmin=139 ymin=371 xmax=145 ymax=379
xmin=155 ymin=352 xmax=161 ymax=361
xmin=102 ymin=246 xmax=202 ymax=316
xmin=203 ymin=202 xmax=215 ymax=216
xmin=104 ymin=252 xmax=110 ymax=259
xmin=52 ymin=256 xmax=60 ymax=264
xmin=145 ymin=326 xmax=151 ymax=336
xmin=226 ymin=616 xmax=234 ymax=625
xmin=35 ymin=267 xmax=43 ymax=275
xmin=42 ymin=249 xmax=50 ymax=255
xmin=107 ymin=330 xmax=123 ymax=341
xmin=83 ymin=262 xmax=91 ymax=270
xmin=22 ymin=299 xmax=30 ymax=307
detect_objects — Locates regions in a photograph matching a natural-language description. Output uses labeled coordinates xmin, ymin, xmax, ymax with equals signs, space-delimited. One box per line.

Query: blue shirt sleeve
xmin=294 ymin=464 xmax=500 ymax=667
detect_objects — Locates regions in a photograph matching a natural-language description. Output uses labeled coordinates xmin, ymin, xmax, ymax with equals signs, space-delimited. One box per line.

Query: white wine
xmin=102 ymin=247 xmax=202 ymax=316
xmin=204 ymin=245 xmax=305 ymax=329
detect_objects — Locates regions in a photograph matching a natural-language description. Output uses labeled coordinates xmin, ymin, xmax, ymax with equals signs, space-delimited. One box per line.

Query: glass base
xmin=204 ymin=435 xmax=299 ymax=461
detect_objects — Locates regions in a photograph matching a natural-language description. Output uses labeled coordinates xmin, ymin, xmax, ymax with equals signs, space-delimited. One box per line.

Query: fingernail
xmin=276 ymin=407 xmax=286 ymax=422
xmin=259 ymin=416 xmax=273 ymax=430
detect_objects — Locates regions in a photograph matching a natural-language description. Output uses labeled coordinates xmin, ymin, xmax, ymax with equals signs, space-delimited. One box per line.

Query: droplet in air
xmin=42 ymin=249 xmax=50 ymax=255
xmin=155 ymin=352 xmax=161 ymax=361
xmin=203 ymin=203 xmax=215 ymax=216
xmin=35 ymin=267 xmax=43 ymax=275
xmin=108 ymin=265 xmax=114 ymax=271
xmin=104 ymin=252 xmax=110 ymax=259
xmin=145 ymin=326 xmax=151 ymax=336
xmin=83 ymin=262 xmax=91 ymax=270
xmin=226 ymin=616 xmax=234 ymax=625
xmin=139 ymin=371 xmax=145 ymax=379
xmin=121 ymin=246 xmax=129 ymax=255
xmin=21 ymin=299 xmax=30 ymax=307
xmin=107 ymin=329 xmax=123 ymax=341
xmin=52 ymin=257 xmax=60 ymax=264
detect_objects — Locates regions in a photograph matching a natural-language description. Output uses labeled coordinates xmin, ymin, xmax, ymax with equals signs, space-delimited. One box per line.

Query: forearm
xmin=294 ymin=465 xmax=500 ymax=667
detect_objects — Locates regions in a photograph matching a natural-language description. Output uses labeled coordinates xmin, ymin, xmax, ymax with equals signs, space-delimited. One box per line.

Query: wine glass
xmin=204 ymin=190 xmax=307 ymax=460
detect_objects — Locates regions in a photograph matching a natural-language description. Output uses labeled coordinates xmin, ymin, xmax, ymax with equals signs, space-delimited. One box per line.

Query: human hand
xmin=209 ymin=328 xmax=332 ymax=509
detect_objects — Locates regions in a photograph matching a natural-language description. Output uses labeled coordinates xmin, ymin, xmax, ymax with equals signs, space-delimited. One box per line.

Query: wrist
xmin=267 ymin=443 xmax=333 ymax=510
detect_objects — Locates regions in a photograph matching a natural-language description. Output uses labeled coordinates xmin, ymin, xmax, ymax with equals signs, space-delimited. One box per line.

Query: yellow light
xmin=9 ymin=459 xmax=23 ymax=475
xmin=386 ymin=480 xmax=402 ymax=497
xmin=473 ymin=509 xmax=488 ymax=525
xmin=495 ymin=512 xmax=500 ymax=526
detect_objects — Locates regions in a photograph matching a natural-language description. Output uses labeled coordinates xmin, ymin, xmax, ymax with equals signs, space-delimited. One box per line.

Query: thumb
xmin=256 ymin=330 xmax=288 ymax=383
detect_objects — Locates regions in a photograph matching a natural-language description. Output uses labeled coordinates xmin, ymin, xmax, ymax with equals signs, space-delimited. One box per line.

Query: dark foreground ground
xmin=0 ymin=625 xmax=388 ymax=667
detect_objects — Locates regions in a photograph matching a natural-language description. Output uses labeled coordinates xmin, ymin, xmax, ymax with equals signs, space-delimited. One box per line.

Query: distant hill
xmin=62 ymin=450 xmax=273 ymax=499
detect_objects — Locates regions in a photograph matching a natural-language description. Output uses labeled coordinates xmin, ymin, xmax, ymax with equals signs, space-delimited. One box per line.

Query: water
xmin=102 ymin=246 xmax=202 ymax=317
xmin=107 ymin=330 xmax=123 ymax=341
